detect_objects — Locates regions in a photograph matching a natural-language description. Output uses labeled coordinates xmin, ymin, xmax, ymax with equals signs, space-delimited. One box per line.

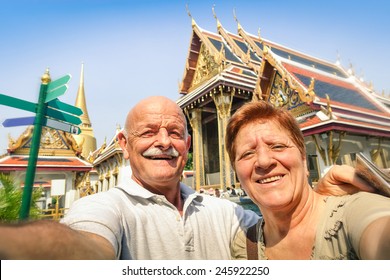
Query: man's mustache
xmin=142 ymin=147 xmax=179 ymax=158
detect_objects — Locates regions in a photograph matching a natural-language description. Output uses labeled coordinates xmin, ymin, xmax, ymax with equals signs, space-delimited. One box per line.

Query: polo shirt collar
xmin=117 ymin=178 xmax=203 ymax=203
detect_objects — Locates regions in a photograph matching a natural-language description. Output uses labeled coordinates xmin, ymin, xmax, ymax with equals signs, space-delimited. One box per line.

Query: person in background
xmin=214 ymin=188 xmax=221 ymax=198
xmin=226 ymin=101 xmax=390 ymax=260
xmin=0 ymin=96 xmax=376 ymax=260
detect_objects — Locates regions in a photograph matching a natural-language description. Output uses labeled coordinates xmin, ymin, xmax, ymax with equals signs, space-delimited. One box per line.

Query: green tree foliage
xmin=0 ymin=173 xmax=42 ymax=222
xmin=184 ymin=152 xmax=193 ymax=170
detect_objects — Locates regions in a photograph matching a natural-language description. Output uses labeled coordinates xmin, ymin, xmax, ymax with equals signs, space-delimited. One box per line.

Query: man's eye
xmin=141 ymin=131 xmax=156 ymax=137
xmin=169 ymin=131 xmax=183 ymax=139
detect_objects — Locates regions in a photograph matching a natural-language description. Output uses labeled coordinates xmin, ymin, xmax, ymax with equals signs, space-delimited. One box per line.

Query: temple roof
xmin=90 ymin=125 xmax=123 ymax=166
xmin=4 ymin=126 xmax=82 ymax=156
xmin=178 ymin=15 xmax=390 ymax=138
xmin=0 ymin=155 xmax=92 ymax=172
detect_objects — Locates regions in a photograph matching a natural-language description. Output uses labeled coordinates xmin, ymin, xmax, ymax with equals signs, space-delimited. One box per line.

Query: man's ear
xmin=186 ymin=135 xmax=192 ymax=151
xmin=117 ymin=131 xmax=130 ymax=159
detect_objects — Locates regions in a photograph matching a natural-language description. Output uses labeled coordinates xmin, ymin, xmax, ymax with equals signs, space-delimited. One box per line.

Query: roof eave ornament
xmin=215 ymin=44 xmax=226 ymax=73
xmin=304 ymin=77 xmax=316 ymax=101
xmin=233 ymin=8 xmax=242 ymax=32
xmin=212 ymin=4 xmax=221 ymax=29
xmin=258 ymin=28 xmax=263 ymax=44
xmin=335 ymin=50 xmax=341 ymax=66
xmin=347 ymin=62 xmax=355 ymax=76
xmin=185 ymin=3 xmax=196 ymax=28
xmin=325 ymin=94 xmax=334 ymax=120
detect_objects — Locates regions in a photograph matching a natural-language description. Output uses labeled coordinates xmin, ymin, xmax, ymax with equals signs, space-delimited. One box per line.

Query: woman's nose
xmin=254 ymin=148 xmax=274 ymax=170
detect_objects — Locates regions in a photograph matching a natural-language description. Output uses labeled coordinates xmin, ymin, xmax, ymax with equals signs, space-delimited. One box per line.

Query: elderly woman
xmin=227 ymin=101 xmax=390 ymax=260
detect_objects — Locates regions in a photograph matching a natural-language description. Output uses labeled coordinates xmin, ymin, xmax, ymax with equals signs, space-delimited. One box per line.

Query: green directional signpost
xmin=0 ymin=69 xmax=83 ymax=220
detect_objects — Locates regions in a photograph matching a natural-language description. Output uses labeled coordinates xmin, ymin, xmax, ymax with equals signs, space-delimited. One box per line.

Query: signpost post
xmin=0 ymin=69 xmax=83 ymax=220
xmin=20 ymin=71 xmax=51 ymax=220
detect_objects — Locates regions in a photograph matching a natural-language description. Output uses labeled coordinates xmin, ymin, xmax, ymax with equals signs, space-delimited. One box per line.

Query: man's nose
xmin=154 ymin=128 xmax=172 ymax=148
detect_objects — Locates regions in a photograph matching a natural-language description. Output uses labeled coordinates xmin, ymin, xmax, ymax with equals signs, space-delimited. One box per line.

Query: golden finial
xmin=212 ymin=4 xmax=221 ymax=28
xmin=258 ymin=28 xmax=261 ymax=40
xmin=335 ymin=50 xmax=341 ymax=66
xmin=41 ymin=68 xmax=51 ymax=84
xmin=233 ymin=8 xmax=243 ymax=32
xmin=212 ymin=4 xmax=217 ymax=20
xmin=369 ymin=81 xmax=374 ymax=91
xmin=186 ymin=3 xmax=196 ymax=27
xmin=348 ymin=62 xmax=355 ymax=76
xmin=233 ymin=8 xmax=237 ymax=23
xmin=185 ymin=3 xmax=192 ymax=18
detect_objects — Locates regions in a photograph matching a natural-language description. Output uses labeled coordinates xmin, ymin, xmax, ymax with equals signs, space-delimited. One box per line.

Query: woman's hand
xmin=314 ymin=165 xmax=376 ymax=196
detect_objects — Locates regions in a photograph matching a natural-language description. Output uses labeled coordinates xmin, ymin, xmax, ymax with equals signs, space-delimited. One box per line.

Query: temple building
xmin=91 ymin=10 xmax=390 ymax=195
xmin=175 ymin=12 xmax=390 ymax=192
xmin=0 ymin=65 xmax=97 ymax=209
xmin=88 ymin=126 xmax=131 ymax=193
xmin=89 ymin=13 xmax=390 ymax=194
xmin=1 ymin=13 xmax=390 ymax=212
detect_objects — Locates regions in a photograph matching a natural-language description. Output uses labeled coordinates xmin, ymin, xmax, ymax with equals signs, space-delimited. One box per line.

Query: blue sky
xmin=1 ymin=0 xmax=389 ymax=154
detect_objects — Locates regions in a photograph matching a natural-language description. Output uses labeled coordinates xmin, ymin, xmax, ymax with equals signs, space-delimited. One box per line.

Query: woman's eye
xmin=240 ymin=150 xmax=255 ymax=159
xmin=270 ymin=144 xmax=288 ymax=151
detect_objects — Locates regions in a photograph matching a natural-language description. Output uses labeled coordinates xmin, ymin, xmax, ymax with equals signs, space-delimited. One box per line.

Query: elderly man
xmin=0 ymin=96 xmax=373 ymax=259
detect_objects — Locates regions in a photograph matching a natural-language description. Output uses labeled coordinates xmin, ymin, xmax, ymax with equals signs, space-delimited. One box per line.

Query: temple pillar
xmin=212 ymin=87 xmax=235 ymax=190
xmin=185 ymin=108 xmax=206 ymax=191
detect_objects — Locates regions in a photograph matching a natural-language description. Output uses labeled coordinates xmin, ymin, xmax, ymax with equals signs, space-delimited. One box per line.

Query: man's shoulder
xmin=74 ymin=187 xmax=126 ymax=205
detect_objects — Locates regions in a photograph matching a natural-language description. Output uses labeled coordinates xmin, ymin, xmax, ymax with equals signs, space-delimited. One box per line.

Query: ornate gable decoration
xmin=8 ymin=126 xmax=81 ymax=156
xmin=190 ymin=44 xmax=222 ymax=90
xmin=260 ymin=46 xmax=315 ymax=108
xmin=268 ymin=72 xmax=312 ymax=117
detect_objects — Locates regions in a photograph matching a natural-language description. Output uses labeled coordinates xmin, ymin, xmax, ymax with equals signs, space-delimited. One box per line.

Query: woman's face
xmin=233 ymin=120 xmax=308 ymax=211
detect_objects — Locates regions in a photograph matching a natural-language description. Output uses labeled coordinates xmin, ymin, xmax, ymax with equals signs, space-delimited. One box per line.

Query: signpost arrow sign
xmin=45 ymin=84 xmax=68 ymax=103
xmin=46 ymin=107 xmax=82 ymax=125
xmin=47 ymin=74 xmax=71 ymax=92
xmin=0 ymin=94 xmax=36 ymax=113
xmin=2 ymin=116 xmax=81 ymax=135
xmin=1 ymin=94 xmax=82 ymax=125
xmin=45 ymin=74 xmax=71 ymax=103
xmin=44 ymin=118 xmax=81 ymax=134
xmin=47 ymin=98 xmax=83 ymax=116
xmin=2 ymin=116 xmax=35 ymax=127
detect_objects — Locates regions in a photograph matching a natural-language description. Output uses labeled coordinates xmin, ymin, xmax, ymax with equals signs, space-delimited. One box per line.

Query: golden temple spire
xmin=73 ymin=63 xmax=97 ymax=159
xmin=75 ymin=63 xmax=91 ymax=126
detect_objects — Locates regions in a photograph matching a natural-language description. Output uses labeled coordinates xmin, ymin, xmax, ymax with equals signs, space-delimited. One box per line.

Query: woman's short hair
xmin=225 ymin=101 xmax=306 ymax=168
